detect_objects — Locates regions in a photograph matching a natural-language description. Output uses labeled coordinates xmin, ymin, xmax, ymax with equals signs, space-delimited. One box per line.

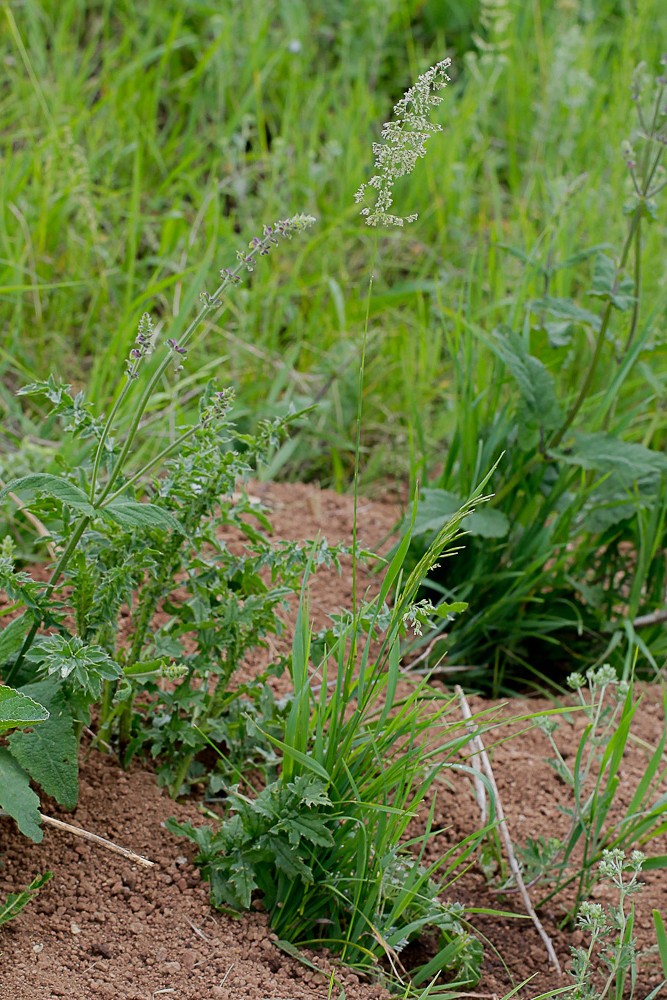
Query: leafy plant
xmin=565 ymin=850 xmax=666 ymax=1000
xmin=0 ymin=872 xmax=52 ymax=931
xmin=170 ymin=489 xmax=501 ymax=994
xmin=0 ymin=216 xmax=342 ymax=834
xmin=512 ymin=667 xmax=667 ymax=920
xmin=406 ymin=60 xmax=667 ymax=693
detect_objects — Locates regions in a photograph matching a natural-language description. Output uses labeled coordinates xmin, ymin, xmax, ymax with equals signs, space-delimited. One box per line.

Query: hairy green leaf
xmin=100 ymin=498 xmax=183 ymax=532
xmin=25 ymin=635 xmax=121 ymax=699
xmin=554 ymin=433 xmax=667 ymax=489
xmin=0 ymin=474 xmax=95 ymax=517
xmin=0 ymin=749 xmax=43 ymax=842
xmin=7 ymin=680 xmax=78 ymax=810
xmin=589 ymin=253 xmax=636 ymax=311
xmin=0 ymin=685 xmax=49 ymax=733
xmin=414 ymin=489 xmax=509 ymax=540
xmin=491 ymin=327 xmax=562 ymax=447
xmin=531 ymin=296 xmax=601 ymax=331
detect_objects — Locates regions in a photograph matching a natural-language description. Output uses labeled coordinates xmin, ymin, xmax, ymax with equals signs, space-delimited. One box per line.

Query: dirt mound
xmin=1 ymin=482 xmax=665 ymax=998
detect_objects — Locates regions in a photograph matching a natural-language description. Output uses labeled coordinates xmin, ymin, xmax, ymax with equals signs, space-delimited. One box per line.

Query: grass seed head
xmin=355 ymin=58 xmax=451 ymax=227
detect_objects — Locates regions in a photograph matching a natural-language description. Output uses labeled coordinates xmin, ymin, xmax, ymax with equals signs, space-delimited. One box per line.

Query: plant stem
xmin=7 ymin=515 xmax=91 ymax=680
xmin=548 ymin=210 xmax=640 ymax=450
xmin=94 ymin=236 xmax=273 ymax=508
xmin=89 ymin=379 xmax=134 ymax=501
xmin=352 ymin=259 xmax=375 ymax=615
xmin=98 ymin=425 xmax=200 ymax=509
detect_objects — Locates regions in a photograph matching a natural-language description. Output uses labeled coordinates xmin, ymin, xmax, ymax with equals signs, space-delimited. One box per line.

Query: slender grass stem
xmin=352 ymin=249 xmax=376 ymax=615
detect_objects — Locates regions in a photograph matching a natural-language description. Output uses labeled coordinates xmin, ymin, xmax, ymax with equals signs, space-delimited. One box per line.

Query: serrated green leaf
xmin=7 ymin=680 xmax=78 ymax=809
xmin=228 ymin=853 xmax=258 ymax=909
xmin=0 ymin=872 xmax=52 ymax=928
xmin=0 ymin=614 xmax=29 ymax=668
xmin=589 ymin=253 xmax=636 ymax=311
xmin=284 ymin=814 xmax=335 ymax=849
xmin=269 ymin=837 xmax=314 ymax=881
xmin=491 ymin=328 xmax=562 ymax=445
xmin=532 ymin=296 xmax=601 ymax=331
xmin=286 ymin=775 xmax=331 ymax=808
xmin=25 ymin=635 xmax=121 ymax=699
xmin=0 ymin=474 xmax=95 ymax=517
xmin=0 ymin=685 xmax=49 ymax=733
xmin=0 ymin=749 xmax=43 ymax=842
xmin=100 ymin=498 xmax=183 ymax=532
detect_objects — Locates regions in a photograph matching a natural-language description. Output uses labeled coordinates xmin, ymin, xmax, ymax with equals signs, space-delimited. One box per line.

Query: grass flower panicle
xmin=355 ymin=58 xmax=451 ymax=227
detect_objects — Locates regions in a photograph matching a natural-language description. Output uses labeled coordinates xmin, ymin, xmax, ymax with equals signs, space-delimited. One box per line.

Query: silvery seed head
xmin=355 ymin=59 xmax=451 ymax=227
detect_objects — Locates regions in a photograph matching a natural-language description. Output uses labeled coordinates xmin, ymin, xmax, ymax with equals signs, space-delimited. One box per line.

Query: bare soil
xmin=1 ymin=481 xmax=666 ymax=999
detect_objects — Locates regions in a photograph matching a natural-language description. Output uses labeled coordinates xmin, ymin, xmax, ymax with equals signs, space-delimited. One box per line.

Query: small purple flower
xmin=167 ymin=338 xmax=187 ymax=356
xmin=125 ymin=312 xmax=155 ymax=378
xmin=219 ymin=267 xmax=241 ymax=285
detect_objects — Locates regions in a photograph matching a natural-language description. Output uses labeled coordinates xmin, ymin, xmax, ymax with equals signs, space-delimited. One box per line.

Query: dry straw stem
xmin=454 ymin=686 xmax=562 ymax=974
xmin=0 ymin=808 xmax=155 ymax=868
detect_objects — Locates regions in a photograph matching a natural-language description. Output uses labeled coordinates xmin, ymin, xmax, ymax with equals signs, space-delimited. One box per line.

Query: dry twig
xmin=455 ymin=686 xmax=562 ymax=974
xmin=0 ymin=808 xmax=155 ymax=868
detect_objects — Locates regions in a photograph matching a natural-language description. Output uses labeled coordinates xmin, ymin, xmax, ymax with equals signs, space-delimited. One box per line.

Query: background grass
xmin=1 ymin=0 xmax=666 ymax=491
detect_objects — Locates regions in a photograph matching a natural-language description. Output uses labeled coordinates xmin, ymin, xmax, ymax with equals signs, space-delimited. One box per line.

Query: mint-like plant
xmin=0 ymin=216 xmax=344 ymax=835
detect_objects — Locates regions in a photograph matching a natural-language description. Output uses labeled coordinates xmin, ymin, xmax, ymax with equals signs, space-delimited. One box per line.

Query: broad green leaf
xmin=0 ymin=685 xmax=49 ymax=733
xmin=491 ymin=327 xmax=562 ymax=446
xmin=0 ymin=748 xmax=43 ymax=842
xmin=0 ymin=474 xmax=95 ymax=517
xmin=414 ymin=489 xmax=509 ymax=540
xmin=228 ymin=853 xmax=258 ymax=909
xmin=554 ymin=433 xmax=667 ymax=489
xmin=589 ymin=253 xmax=636 ymax=311
xmin=7 ymin=680 xmax=78 ymax=810
xmin=0 ymin=872 xmax=52 ymax=928
xmin=0 ymin=614 xmax=29 ymax=668
xmin=100 ymin=498 xmax=183 ymax=532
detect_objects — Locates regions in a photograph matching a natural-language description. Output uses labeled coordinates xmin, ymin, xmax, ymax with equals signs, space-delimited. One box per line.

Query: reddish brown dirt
xmin=1 ymin=481 xmax=666 ymax=999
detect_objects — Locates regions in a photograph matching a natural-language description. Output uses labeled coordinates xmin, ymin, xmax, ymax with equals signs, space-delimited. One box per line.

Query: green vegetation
xmin=1 ymin=0 xmax=664 ymax=486
xmin=1 ymin=1 xmax=667 ymax=997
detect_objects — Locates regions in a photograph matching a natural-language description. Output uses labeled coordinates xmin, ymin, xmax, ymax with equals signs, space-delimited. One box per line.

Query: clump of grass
xmin=170 ymin=487 xmax=500 ymax=992
xmin=406 ymin=57 xmax=667 ymax=693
